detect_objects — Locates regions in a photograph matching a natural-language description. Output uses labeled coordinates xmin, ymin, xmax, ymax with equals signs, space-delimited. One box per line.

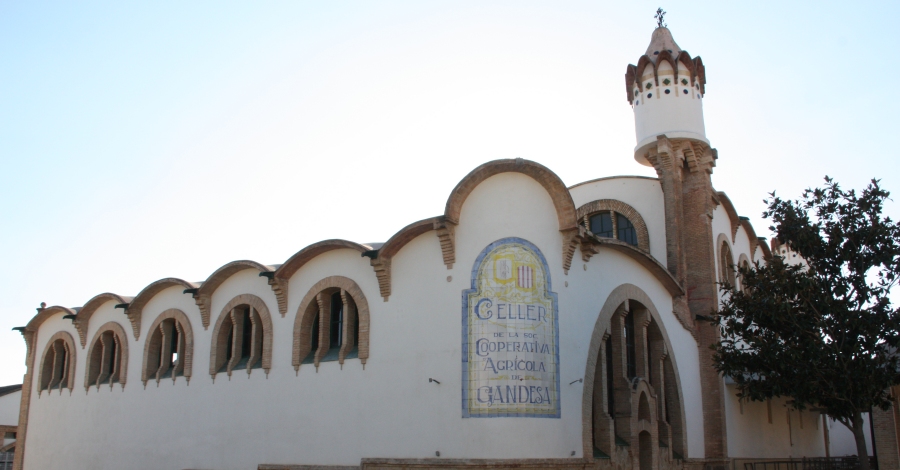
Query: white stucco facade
xmin=11 ymin=25 xmax=857 ymax=470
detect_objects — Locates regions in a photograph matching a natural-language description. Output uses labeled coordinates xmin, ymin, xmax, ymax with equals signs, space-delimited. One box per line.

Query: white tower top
xmin=627 ymin=26 xmax=708 ymax=165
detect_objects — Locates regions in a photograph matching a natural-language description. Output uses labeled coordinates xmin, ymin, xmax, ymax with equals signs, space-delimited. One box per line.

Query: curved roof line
xmin=73 ymin=293 xmax=133 ymax=347
xmin=589 ymin=236 xmax=683 ymax=297
xmin=25 ymin=305 xmax=78 ymax=332
xmin=444 ymin=158 xmax=578 ymax=232
xmin=377 ymin=216 xmax=442 ymax=259
xmin=275 ymin=239 xmax=372 ymax=282
xmin=196 ymin=260 xmax=275 ymax=299
xmin=716 ymin=191 xmax=741 ymax=241
xmin=568 ymin=175 xmax=659 ymax=191
xmin=126 ymin=278 xmax=198 ymax=340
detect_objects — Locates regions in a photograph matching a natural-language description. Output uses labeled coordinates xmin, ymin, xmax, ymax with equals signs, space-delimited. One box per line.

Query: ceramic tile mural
xmin=461 ymin=238 xmax=560 ymax=418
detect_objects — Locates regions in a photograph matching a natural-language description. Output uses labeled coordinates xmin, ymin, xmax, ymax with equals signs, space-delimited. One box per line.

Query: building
xmin=10 ymin=24 xmax=870 ymax=470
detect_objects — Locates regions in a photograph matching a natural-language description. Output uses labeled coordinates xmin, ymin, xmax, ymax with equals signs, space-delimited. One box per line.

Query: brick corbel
xmin=266 ymin=277 xmax=288 ymax=317
xmin=433 ymin=219 xmax=456 ymax=269
xmin=370 ymin=257 xmax=391 ymax=301
xmin=193 ymin=294 xmax=211 ymax=329
xmin=125 ymin=311 xmax=141 ymax=341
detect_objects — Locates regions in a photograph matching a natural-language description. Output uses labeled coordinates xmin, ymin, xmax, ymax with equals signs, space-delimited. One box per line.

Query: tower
xmin=627 ymin=22 xmax=729 ymax=466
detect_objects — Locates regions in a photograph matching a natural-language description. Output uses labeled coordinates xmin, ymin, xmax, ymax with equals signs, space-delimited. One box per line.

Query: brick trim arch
xmin=444 ymin=158 xmax=578 ymax=232
xmin=581 ymin=283 xmax=688 ymax=460
xmin=293 ymin=276 xmax=370 ymax=371
xmin=717 ymin=233 xmax=736 ymax=287
xmin=195 ymin=261 xmax=275 ymax=329
xmin=577 ymin=199 xmax=650 ymax=252
xmin=141 ymin=309 xmax=194 ymax=385
xmin=128 ymin=278 xmax=198 ymax=341
xmin=209 ymin=294 xmax=274 ymax=378
xmin=37 ymin=331 xmax=77 ymax=394
xmin=84 ymin=321 xmax=129 ymax=391
xmin=73 ymin=293 xmax=132 ymax=347
xmin=273 ymin=239 xmax=373 ymax=315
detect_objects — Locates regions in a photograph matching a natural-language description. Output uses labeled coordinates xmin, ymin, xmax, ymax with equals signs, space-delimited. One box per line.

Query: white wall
xmin=568 ymin=176 xmax=668 ymax=265
xmin=0 ymin=390 xmax=20 ymax=427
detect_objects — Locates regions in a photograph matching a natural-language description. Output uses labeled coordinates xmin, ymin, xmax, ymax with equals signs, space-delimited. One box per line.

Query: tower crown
xmin=626 ymin=27 xmax=708 ymax=165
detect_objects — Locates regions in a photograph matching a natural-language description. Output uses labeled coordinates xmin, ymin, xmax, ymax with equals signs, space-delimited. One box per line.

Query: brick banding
xmin=293 ymin=276 xmax=370 ymax=371
xmin=209 ymin=294 xmax=274 ymax=378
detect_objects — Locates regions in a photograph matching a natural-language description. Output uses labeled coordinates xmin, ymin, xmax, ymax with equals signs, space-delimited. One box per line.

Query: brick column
xmin=872 ymin=390 xmax=900 ymax=470
xmin=642 ymin=136 xmax=728 ymax=461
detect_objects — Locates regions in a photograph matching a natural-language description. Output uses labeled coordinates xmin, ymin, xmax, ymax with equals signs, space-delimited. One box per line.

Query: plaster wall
xmin=725 ymin=388 xmax=827 ymax=458
xmin=0 ymin=391 xmax=20 ymax=427
xmin=20 ymin=172 xmax=701 ymax=469
xmin=568 ymin=176 xmax=667 ymax=264
xmin=632 ymin=61 xmax=706 ymax=150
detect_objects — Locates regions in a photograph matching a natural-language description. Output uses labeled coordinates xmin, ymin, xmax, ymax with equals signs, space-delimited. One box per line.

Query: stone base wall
xmin=257 ymin=456 xmax=726 ymax=470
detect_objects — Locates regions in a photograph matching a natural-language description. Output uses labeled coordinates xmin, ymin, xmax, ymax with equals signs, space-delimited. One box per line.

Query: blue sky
xmin=1 ymin=1 xmax=898 ymax=386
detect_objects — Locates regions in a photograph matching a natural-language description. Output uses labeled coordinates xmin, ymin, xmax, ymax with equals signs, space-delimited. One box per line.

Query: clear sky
xmin=1 ymin=1 xmax=898 ymax=387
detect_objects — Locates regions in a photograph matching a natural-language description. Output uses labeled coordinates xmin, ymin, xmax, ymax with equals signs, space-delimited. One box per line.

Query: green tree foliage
xmin=712 ymin=177 xmax=900 ymax=469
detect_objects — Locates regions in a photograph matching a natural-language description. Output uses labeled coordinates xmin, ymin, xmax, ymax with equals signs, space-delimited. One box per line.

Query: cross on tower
xmin=655 ymin=8 xmax=667 ymax=28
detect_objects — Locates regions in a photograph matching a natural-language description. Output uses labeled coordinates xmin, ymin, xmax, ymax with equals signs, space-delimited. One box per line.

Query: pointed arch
xmin=128 ymin=278 xmax=198 ymax=341
xmin=634 ymin=55 xmax=655 ymax=89
xmin=195 ymin=260 xmax=275 ymax=328
xmin=676 ymin=51 xmax=695 ymax=84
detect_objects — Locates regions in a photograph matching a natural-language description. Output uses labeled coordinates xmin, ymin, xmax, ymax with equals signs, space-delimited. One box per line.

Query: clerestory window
xmin=85 ymin=323 xmax=127 ymax=390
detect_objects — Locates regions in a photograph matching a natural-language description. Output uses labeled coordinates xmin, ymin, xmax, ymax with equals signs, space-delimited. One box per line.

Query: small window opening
xmin=605 ymin=339 xmax=615 ymax=417
xmin=330 ymin=292 xmax=344 ymax=349
xmin=241 ymin=308 xmax=252 ymax=360
xmin=590 ymin=212 xmax=614 ymax=238
xmin=310 ymin=312 xmax=320 ymax=354
xmin=617 ymin=214 xmax=638 ymax=246
xmin=625 ymin=311 xmax=636 ymax=379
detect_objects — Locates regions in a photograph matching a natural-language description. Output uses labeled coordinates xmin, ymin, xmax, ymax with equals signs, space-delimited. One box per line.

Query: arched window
xmin=210 ymin=294 xmax=273 ymax=379
xmin=719 ymin=241 xmax=736 ymax=287
xmin=580 ymin=200 xmax=646 ymax=249
xmin=616 ymin=214 xmax=638 ymax=246
xmin=85 ymin=322 xmax=128 ymax=390
xmin=38 ymin=332 xmax=76 ymax=394
xmin=142 ymin=309 xmax=193 ymax=386
xmin=293 ymin=276 xmax=370 ymax=371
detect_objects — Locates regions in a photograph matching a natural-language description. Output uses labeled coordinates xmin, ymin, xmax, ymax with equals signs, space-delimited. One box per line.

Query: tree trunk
xmin=850 ymin=411 xmax=871 ymax=470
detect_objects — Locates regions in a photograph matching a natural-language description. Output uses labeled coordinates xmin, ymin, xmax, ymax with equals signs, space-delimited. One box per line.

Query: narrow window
xmin=57 ymin=345 xmax=70 ymax=390
xmin=310 ymin=312 xmax=320 ymax=354
xmin=605 ymin=338 xmax=614 ymax=417
xmin=107 ymin=336 xmax=118 ymax=383
xmin=330 ymin=291 xmax=343 ymax=349
xmin=241 ymin=308 xmax=252 ymax=360
xmin=590 ymin=212 xmax=614 ymax=238
xmin=617 ymin=214 xmax=638 ymax=246
xmin=169 ymin=325 xmax=180 ymax=369
xmin=224 ymin=319 xmax=234 ymax=364
xmin=625 ymin=311 xmax=636 ymax=379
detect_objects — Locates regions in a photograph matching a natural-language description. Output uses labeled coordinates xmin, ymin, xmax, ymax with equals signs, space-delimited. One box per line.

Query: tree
xmin=711 ymin=177 xmax=900 ymax=469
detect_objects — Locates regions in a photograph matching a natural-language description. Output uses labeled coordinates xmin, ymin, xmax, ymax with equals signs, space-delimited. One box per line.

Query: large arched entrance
xmin=582 ymin=284 xmax=687 ymax=469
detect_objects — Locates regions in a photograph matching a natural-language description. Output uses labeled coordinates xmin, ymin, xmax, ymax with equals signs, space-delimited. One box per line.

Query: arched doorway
xmin=582 ymin=284 xmax=688 ymax=467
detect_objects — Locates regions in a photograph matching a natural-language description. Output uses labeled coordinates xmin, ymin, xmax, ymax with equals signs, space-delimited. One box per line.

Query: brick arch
xmin=717 ymin=233 xmax=736 ymax=287
xmin=128 ymin=278 xmax=198 ymax=341
xmin=443 ymin=158 xmax=578 ymax=232
xmin=633 ymin=55 xmax=655 ymax=91
xmin=74 ymin=293 xmax=131 ymax=347
xmin=293 ymin=276 xmax=370 ymax=371
xmin=84 ymin=321 xmax=129 ymax=391
xmin=577 ymin=199 xmax=651 ymax=252
xmin=655 ymin=49 xmax=677 ymax=81
xmin=141 ymin=309 xmax=194 ymax=385
xmin=676 ymin=51 xmax=695 ymax=84
xmin=209 ymin=294 xmax=274 ymax=378
xmin=195 ymin=260 xmax=275 ymax=328
xmin=273 ymin=239 xmax=373 ymax=315
xmin=37 ymin=330 xmax=77 ymax=394
xmin=581 ymin=283 xmax=689 ymax=460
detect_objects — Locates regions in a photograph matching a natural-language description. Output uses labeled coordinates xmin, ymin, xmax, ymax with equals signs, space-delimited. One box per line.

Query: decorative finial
xmin=40 ymin=302 xmax=46 ymax=309
xmin=655 ymin=8 xmax=667 ymax=28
